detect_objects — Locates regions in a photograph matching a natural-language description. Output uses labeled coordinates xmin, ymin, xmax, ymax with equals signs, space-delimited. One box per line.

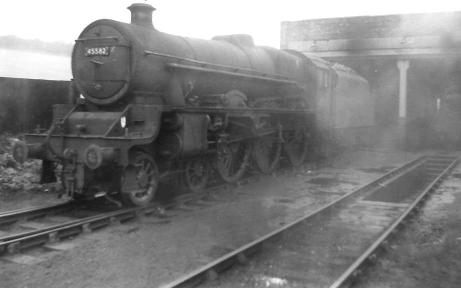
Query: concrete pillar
xmin=397 ymin=60 xmax=410 ymax=150
xmin=397 ymin=60 xmax=410 ymax=118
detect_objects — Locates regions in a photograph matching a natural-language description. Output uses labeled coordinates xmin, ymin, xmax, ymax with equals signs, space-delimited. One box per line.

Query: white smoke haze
xmin=0 ymin=49 xmax=70 ymax=80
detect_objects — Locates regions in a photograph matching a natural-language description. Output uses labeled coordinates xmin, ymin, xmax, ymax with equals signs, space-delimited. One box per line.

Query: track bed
xmin=0 ymin=151 xmax=423 ymax=288
xmin=163 ymin=155 xmax=457 ymax=288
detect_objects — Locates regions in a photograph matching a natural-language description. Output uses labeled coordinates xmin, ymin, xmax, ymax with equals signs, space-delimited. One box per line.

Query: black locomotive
xmin=13 ymin=3 xmax=373 ymax=206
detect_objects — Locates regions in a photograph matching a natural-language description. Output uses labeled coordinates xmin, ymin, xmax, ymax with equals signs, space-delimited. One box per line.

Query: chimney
xmin=127 ymin=3 xmax=155 ymax=28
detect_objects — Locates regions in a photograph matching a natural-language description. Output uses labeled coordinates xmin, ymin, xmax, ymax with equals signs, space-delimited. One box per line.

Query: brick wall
xmin=281 ymin=11 xmax=461 ymax=51
xmin=0 ymin=77 xmax=69 ymax=133
xmin=282 ymin=11 xmax=461 ymax=41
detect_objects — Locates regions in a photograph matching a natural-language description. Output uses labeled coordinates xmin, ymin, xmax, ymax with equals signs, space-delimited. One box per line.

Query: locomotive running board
xmin=144 ymin=50 xmax=298 ymax=85
xmin=166 ymin=62 xmax=298 ymax=85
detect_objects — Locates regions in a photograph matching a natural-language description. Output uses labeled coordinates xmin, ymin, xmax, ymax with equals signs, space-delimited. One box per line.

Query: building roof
xmin=281 ymin=11 xmax=461 ymax=60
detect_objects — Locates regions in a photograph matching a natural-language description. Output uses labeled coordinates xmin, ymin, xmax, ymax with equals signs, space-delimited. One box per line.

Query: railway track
xmin=0 ymin=199 xmax=120 ymax=255
xmin=0 ymin=146 xmax=304 ymax=260
xmin=160 ymin=154 xmax=458 ymax=288
xmin=0 ymin=169 xmax=261 ymax=257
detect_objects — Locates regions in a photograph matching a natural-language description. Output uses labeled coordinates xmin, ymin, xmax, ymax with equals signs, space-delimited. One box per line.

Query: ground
xmin=0 ymin=139 xmax=460 ymax=288
xmin=0 ymin=135 xmax=63 ymax=211
xmin=357 ymin=160 xmax=461 ymax=288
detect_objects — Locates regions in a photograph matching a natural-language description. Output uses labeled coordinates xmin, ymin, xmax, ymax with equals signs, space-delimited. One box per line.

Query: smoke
xmin=335 ymin=12 xmax=461 ymax=150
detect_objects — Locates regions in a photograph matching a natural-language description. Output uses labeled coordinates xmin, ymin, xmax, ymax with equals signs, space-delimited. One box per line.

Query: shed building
xmin=281 ymin=11 xmax=461 ymax=149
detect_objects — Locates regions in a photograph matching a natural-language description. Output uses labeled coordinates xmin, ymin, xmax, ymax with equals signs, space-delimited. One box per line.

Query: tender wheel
xmin=216 ymin=141 xmax=251 ymax=183
xmin=284 ymin=129 xmax=308 ymax=167
xmin=253 ymin=134 xmax=281 ymax=174
xmin=184 ymin=158 xmax=209 ymax=192
xmin=121 ymin=151 xmax=159 ymax=206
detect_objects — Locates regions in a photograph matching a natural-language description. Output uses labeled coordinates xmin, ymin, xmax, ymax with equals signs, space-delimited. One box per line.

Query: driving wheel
xmin=253 ymin=134 xmax=281 ymax=173
xmin=284 ymin=129 xmax=308 ymax=167
xmin=216 ymin=141 xmax=251 ymax=183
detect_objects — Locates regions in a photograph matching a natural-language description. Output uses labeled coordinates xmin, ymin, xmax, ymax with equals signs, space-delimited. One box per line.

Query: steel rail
xmin=0 ymin=175 xmax=239 ymax=256
xmin=0 ymin=204 xmax=62 ymax=216
xmin=0 ymin=205 xmax=153 ymax=254
xmin=0 ymin=201 xmax=79 ymax=226
xmin=159 ymin=156 xmax=426 ymax=288
xmin=329 ymin=156 xmax=459 ymax=288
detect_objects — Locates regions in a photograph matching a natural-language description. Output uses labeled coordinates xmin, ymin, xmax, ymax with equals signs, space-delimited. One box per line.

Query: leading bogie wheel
xmin=120 ymin=151 xmax=159 ymax=206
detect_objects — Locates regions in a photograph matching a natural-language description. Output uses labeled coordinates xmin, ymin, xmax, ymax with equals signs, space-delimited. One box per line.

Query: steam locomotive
xmin=12 ymin=3 xmax=373 ymax=206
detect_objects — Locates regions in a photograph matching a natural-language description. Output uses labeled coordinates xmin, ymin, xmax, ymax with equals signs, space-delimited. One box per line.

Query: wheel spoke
xmin=224 ymin=154 xmax=232 ymax=170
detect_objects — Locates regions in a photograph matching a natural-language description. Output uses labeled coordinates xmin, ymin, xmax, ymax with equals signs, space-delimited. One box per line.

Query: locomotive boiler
xmin=12 ymin=3 xmax=372 ymax=206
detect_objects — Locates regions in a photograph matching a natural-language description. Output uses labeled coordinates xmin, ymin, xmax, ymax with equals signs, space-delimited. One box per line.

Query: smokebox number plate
xmin=85 ymin=47 xmax=110 ymax=56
